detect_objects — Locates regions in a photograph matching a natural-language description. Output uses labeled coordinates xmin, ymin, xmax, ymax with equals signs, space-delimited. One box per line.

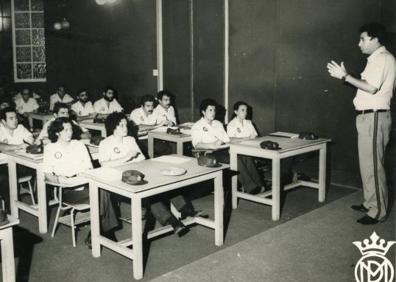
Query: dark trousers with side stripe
xmin=356 ymin=111 xmax=391 ymax=220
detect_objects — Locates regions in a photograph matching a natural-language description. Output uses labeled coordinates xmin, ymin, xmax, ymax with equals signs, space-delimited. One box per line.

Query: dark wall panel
xmin=229 ymin=0 xmax=277 ymax=135
xmin=193 ymin=0 xmax=224 ymax=120
xmin=163 ymin=0 xmax=192 ymax=122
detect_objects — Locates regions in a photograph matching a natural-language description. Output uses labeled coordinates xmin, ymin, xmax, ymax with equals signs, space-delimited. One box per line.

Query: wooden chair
xmin=18 ymin=175 xmax=36 ymax=205
xmin=47 ymin=180 xmax=90 ymax=247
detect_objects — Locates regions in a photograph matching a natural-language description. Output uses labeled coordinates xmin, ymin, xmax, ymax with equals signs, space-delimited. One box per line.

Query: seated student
xmin=227 ymin=101 xmax=258 ymax=140
xmin=49 ymin=85 xmax=74 ymax=111
xmin=0 ymin=107 xmax=34 ymax=212
xmin=43 ymin=117 xmax=118 ymax=244
xmin=99 ymin=112 xmax=204 ymax=236
xmin=71 ymin=89 xmax=96 ymax=121
xmin=191 ymin=99 xmax=265 ymax=194
xmin=14 ymin=87 xmax=41 ymax=102
xmin=130 ymin=94 xmax=170 ymax=130
xmin=93 ymin=86 xmax=123 ymax=119
xmin=14 ymin=88 xmax=39 ymax=115
xmin=36 ymin=102 xmax=91 ymax=145
xmin=130 ymin=95 xmax=172 ymax=156
xmin=154 ymin=90 xmax=177 ymax=126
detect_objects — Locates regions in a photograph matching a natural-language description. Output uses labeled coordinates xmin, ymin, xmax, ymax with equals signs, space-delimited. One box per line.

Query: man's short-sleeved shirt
xmin=0 ymin=124 xmax=33 ymax=145
xmin=98 ymin=135 xmax=145 ymax=164
xmin=227 ymin=118 xmax=258 ymax=138
xmin=49 ymin=93 xmax=74 ymax=111
xmin=154 ymin=105 xmax=177 ymax=125
xmin=353 ymin=46 xmax=396 ymax=110
xmin=130 ymin=107 xmax=158 ymax=126
xmin=191 ymin=117 xmax=230 ymax=147
xmin=43 ymin=140 xmax=93 ymax=177
xmin=93 ymin=98 xmax=123 ymax=114
xmin=15 ymin=98 xmax=39 ymax=114
xmin=71 ymin=101 xmax=95 ymax=116
xmin=37 ymin=117 xmax=88 ymax=141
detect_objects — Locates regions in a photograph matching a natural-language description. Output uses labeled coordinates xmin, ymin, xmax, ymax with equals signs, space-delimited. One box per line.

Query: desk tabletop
xmin=81 ymin=155 xmax=228 ymax=194
xmin=148 ymin=130 xmax=191 ymax=141
xmin=230 ymin=136 xmax=330 ymax=153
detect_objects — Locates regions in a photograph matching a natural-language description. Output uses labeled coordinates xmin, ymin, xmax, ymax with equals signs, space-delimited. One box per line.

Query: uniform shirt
xmin=129 ymin=107 xmax=158 ymax=126
xmin=93 ymin=98 xmax=123 ymax=114
xmin=15 ymin=97 xmax=39 ymax=114
xmin=154 ymin=104 xmax=177 ymax=125
xmin=71 ymin=101 xmax=95 ymax=117
xmin=227 ymin=118 xmax=258 ymax=138
xmin=191 ymin=118 xmax=230 ymax=147
xmin=98 ymin=135 xmax=145 ymax=164
xmin=42 ymin=140 xmax=92 ymax=177
xmin=0 ymin=124 xmax=33 ymax=145
xmin=37 ymin=117 xmax=88 ymax=141
xmin=49 ymin=93 xmax=74 ymax=111
xmin=14 ymin=92 xmax=41 ymax=102
xmin=353 ymin=46 xmax=396 ymax=110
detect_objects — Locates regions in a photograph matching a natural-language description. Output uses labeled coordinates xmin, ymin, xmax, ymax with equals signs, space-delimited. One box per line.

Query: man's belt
xmin=356 ymin=109 xmax=389 ymax=115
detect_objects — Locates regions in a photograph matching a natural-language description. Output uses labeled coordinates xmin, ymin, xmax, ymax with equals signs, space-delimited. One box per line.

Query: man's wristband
xmin=341 ymin=74 xmax=349 ymax=82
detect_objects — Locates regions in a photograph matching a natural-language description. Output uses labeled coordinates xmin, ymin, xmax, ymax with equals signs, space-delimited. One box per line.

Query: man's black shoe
xmin=357 ymin=215 xmax=379 ymax=225
xmin=174 ymin=223 xmax=190 ymax=237
xmin=351 ymin=204 xmax=369 ymax=213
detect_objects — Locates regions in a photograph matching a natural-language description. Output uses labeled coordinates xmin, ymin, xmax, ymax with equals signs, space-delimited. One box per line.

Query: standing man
xmin=327 ymin=22 xmax=395 ymax=225
xmin=49 ymin=85 xmax=74 ymax=111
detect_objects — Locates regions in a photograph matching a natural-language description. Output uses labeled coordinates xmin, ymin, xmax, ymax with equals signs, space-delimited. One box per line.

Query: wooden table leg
xmin=214 ymin=171 xmax=224 ymax=246
xmin=36 ymin=169 xmax=48 ymax=234
xmin=148 ymin=136 xmax=154 ymax=159
xmin=7 ymin=160 xmax=19 ymax=219
xmin=176 ymin=141 xmax=183 ymax=156
xmin=1 ymin=228 xmax=16 ymax=282
xmin=271 ymin=157 xmax=280 ymax=221
xmin=131 ymin=196 xmax=143 ymax=280
xmin=318 ymin=145 xmax=327 ymax=203
xmin=229 ymin=150 xmax=238 ymax=209
xmin=89 ymin=182 xmax=101 ymax=257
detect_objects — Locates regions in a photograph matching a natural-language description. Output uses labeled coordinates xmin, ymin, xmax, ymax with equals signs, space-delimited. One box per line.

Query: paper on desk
xmin=14 ymin=150 xmax=43 ymax=160
xmin=87 ymin=167 xmax=122 ymax=181
xmin=151 ymin=155 xmax=190 ymax=165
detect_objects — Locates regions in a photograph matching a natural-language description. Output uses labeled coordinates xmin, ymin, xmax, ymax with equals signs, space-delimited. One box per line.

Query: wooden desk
xmin=81 ymin=155 xmax=227 ymax=280
xmin=27 ymin=113 xmax=52 ymax=129
xmin=147 ymin=131 xmax=192 ymax=158
xmin=229 ymin=136 xmax=330 ymax=221
xmin=80 ymin=120 xmax=107 ymax=137
xmin=0 ymin=216 xmax=19 ymax=282
xmin=3 ymin=145 xmax=99 ymax=234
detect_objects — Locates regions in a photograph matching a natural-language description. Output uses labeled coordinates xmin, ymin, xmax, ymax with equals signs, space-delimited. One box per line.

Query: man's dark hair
xmin=48 ymin=117 xmax=72 ymax=143
xmin=102 ymin=86 xmax=115 ymax=93
xmin=360 ymin=22 xmax=386 ymax=44
xmin=157 ymin=90 xmax=173 ymax=100
xmin=48 ymin=117 xmax=82 ymax=142
xmin=140 ymin=94 xmax=155 ymax=106
xmin=0 ymin=106 xmax=16 ymax=120
xmin=53 ymin=102 xmax=69 ymax=115
xmin=199 ymin=98 xmax=217 ymax=117
xmin=105 ymin=112 xmax=127 ymax=137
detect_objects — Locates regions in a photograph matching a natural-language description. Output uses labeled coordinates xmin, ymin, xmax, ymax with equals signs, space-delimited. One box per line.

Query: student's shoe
xmin=357 ymin=215 xmax=380 ymax=225
xmin=180 ymin=208 xmax=209 ymax=220
xmin=351 ymin=204 xmax=369 ymax=213
xmin=249 ymin=186 xmax=266 ymax=195
xmin=168 ymin=216 xmax=190 ymax=237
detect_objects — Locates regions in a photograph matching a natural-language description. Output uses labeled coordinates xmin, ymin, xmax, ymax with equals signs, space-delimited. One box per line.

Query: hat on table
xmin=122 ymin=170 xmax=148 ymax=185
